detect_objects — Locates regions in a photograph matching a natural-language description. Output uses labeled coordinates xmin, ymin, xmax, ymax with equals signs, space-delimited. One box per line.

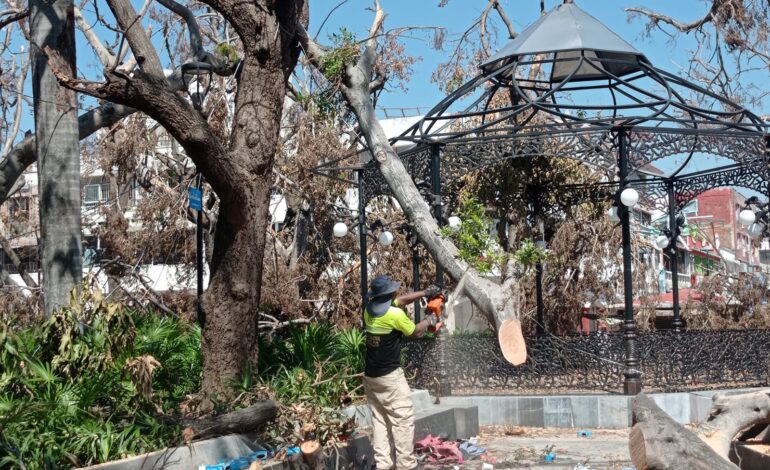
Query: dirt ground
xmin=448 ymin=426 xmax=633 ymax=470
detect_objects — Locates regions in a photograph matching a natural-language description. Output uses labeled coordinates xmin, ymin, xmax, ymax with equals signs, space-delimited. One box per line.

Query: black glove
xmin=424 ymin=284 xmax=441 ymax=298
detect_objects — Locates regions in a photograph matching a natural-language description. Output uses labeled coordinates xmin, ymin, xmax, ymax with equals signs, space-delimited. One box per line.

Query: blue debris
xmin=544 ymin=451 xmax=556 ymax=462
xmin=286 ymin=446 xmax=301 ymax=457
xmin=198 ymin=446 xmax=274 ymax=470
xmin=577 ymin=430 xmax=592 ymax=438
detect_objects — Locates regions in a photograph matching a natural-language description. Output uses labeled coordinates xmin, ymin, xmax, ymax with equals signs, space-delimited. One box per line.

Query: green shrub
xmin=0 ymin=285 xmax=201 ymax=468
xmin=440 ymin=195 xmax=506 ymax=273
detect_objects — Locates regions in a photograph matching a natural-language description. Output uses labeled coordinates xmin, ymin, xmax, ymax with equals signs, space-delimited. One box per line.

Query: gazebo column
xmin=618 ymin=128 xmax=643 ymax=395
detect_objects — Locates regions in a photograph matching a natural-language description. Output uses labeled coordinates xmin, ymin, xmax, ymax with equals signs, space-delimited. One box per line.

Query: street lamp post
xmin=182 ymin=61 xmax=213 ymax=328
xmin=617 ymin=128 xmax=642 ymax=395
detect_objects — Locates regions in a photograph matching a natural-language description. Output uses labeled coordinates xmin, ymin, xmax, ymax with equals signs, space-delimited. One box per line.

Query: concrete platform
xmin=441 ymin=388 xmax=764 ymax=428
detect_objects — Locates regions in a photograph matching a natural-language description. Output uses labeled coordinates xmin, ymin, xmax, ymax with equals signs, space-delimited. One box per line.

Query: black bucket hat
xmin=366 ymin=275 xmax=401 ymax=317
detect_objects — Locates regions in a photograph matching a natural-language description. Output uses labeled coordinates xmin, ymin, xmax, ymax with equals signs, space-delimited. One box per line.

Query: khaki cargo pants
xmin=363 ymin=368 xmax=417 ymax=470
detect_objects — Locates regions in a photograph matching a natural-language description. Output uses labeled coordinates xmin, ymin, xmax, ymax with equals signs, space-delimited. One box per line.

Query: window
xmin=632 ymin=209 xmax=652 ymax=226
xmin=84 ymin=183 xmax=109 ymax=205
xmin=157 ymin=134 xmax=173 ymax=150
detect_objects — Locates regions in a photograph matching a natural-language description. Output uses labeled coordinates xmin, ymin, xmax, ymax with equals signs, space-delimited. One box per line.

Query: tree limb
xmin=625 ymin=5 xmax=715 ymax=33
xmin=359 ymin=0 xmax=385 ymax=78
xmin=493 ymin=1 xmax=517 ymax=39
xmin=0 ymin=8 xmax=28 ymax=31
xmin=74 ymin=6 xmax=116 ymax=67
xmin=106 ymin=0 xmax=165 ymax=78
xmin=1 ymin=52 xmax=28 ymax=157
xmin=0 ymin=221 xmax=37 ymax=288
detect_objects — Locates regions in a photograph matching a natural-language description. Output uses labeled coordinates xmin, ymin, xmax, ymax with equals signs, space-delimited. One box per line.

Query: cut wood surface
xmin=629 ymin=393 xmax=738 ymax=470
xmin=300 ymin=440 xmax=323 ymax=470
xmin=696 ymin=389 xmax=770 ymax=459
xmin=499 ymin=319 xmax=527 ymax=365
xmin=183 ymin=400 xmax=277 ymax=441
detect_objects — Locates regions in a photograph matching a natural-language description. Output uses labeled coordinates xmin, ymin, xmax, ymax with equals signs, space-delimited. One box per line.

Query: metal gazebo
xmin=315 ymin=2 xmax=769 ymax=394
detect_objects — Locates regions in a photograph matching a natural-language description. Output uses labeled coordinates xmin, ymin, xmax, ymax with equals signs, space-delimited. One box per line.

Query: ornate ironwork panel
xmin=627 ymin=131 xmax=768 ymax=172
xmin=359 ymin=147 xmax=432 ymax=204
xmin=402 ymin=330 xmax=770 ymax=394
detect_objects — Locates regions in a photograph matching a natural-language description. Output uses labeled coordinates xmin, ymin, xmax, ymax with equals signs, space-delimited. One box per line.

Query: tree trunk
xmin=199 ymin=1 xmax=302 ymax=392
xmin=30 ymin=0 xmax=82 ymax=315
xmin=629 ymin=393 xmax=738 ymax=470
xmin=338 ymin=61 xmax=526 ymax=363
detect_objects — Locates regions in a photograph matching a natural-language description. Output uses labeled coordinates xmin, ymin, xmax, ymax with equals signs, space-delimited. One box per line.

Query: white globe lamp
xmin=655 ymin=234 xmax=670 ymax=250
xmin=607 ymin=206 xmax=620 ymax=223
xmin=333 ymin=222 xmax=348 ymax=238
xmin=738 ymin=209 xmax=756 ymax=226
xmin=619 ymin=188 xmax=639 ymax=208
xmin=748 ymin=222 xmax=764 ymax=240
xmin=378 ymin=230 xmax=394 ymax=246
xmin=448 ymin=216 xmax=462 ymax=229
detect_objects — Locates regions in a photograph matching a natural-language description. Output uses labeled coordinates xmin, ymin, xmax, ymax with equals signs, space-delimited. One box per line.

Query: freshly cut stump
xmin=301 ymin=440 xmax=323 ymax=470
xmin=499 ymin=319 xmax=527 ymax=365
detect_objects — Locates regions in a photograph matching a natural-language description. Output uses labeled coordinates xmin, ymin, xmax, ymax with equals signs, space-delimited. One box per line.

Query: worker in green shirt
xmin=363 ymin=274 xmax=440 ymax=470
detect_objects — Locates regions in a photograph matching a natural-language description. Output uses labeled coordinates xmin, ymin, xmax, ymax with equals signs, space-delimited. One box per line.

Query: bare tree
xmin=627 ymin=0 xmax=770 ymax=106
xmin=42 ymin=0 xmax=304 ymax=396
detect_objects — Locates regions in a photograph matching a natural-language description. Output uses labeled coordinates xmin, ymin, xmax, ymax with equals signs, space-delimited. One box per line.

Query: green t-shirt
xmin=363 ymin=301 xmax=415 ymax=377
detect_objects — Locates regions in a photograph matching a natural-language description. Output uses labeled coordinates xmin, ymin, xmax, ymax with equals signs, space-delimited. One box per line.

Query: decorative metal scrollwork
xmin=402 ymin=330 xmax=770 ymax=394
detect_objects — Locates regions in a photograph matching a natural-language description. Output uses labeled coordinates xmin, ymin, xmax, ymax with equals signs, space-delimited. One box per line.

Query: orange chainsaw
xmin=422 ymin=292 xmax=447 ymax=333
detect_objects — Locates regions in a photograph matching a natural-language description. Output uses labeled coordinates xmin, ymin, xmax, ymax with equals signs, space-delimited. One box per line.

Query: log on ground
xmin=629 ymin=393 xmax=738 ymax=470
xmin=184 ymin=400 xmax=278 ymax=441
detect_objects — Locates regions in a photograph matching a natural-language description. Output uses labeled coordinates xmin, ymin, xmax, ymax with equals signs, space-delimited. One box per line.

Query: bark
xmin=183 ymin=400 xmax=278 ymax=441
xmin=629 ymin=393 xmax=738 ymax=470
xmin=30 ymin=0 xmax=82 ymax=315
xmin=696 ymin=390 xmax=770 ymax=460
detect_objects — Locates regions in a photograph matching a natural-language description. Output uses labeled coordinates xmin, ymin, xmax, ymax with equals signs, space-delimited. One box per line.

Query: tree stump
xmin=300 ymin=440 xmax=323 ymax=470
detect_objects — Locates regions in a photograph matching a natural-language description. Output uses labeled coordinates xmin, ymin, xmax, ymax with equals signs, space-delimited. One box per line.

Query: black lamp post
xmin=181 ymin=61 xmax=213 ymax=328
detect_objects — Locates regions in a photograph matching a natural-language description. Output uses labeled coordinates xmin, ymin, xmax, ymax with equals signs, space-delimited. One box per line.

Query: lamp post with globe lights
xmin=655 ymin=180 xmax=686 ymax=331
xmin=182 ymin=60 xmax=214 ymax=328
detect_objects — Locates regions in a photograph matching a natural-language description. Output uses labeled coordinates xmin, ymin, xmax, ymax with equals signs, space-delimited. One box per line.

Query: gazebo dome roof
xmin=481 ymin=2 xmax=649 ymax=82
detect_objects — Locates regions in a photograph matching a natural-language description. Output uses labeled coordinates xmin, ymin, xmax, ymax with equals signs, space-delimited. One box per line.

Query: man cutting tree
xmin=363 ymin=274 xmax=441 ymax=470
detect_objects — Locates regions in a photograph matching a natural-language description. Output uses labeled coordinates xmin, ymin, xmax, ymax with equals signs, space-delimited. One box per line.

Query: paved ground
xmin=457 ymin=426 xmax=633 ymax=470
